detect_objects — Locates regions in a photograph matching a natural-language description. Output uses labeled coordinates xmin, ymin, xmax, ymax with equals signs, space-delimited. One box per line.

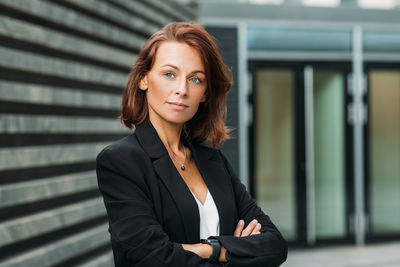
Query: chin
xmin=159 ymin=115 xmax=185 ymax=124
xmin=165 ymin=115 xmax=195 ymax=125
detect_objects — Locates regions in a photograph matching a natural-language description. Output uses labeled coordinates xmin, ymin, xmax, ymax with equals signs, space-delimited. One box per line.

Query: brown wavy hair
xmin=119 ymin=22 xmax=232 ymax=148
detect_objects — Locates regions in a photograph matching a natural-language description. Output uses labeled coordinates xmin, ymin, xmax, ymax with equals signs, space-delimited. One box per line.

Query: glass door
xmin=366 ymin=66 xmax=400 ymax=239
xmin=251 ymin=62 xmax=351 ymax=245
xmin=309 ymin=67 xmax=347 ymax=242
xmin=253 ymin=68 xmax=297 ymax=241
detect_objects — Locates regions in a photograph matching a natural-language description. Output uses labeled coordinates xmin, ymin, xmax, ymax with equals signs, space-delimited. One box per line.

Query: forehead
xmin=153 ymin=41 xmax=205 ymax=71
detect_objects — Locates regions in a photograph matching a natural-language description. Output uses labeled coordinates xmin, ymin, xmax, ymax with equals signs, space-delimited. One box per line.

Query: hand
xmin=234 ymin=219 xmax=261 ymax=237
xmin=182 ymin=243 xmax=227 ymax=262
xmin=182 ymin=243 xmax=212 ymax=259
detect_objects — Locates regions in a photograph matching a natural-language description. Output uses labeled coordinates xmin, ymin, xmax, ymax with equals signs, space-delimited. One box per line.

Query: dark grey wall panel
xmin=205 ymin=26 xmax=239 ymax=173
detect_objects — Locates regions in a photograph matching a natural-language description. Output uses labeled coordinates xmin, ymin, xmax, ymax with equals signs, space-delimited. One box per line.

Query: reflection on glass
xmin=255 ymin=69 xmax=296 ymax=240
xmin=370 ymin=70 xmax=400 ymax=234
xmin=247 ymin=27 xmax=352 ymax=52
xmin=313 ymin=70 xmax=346 ymax=238
xmin=364 ymin=31 xmax=400 ymax=53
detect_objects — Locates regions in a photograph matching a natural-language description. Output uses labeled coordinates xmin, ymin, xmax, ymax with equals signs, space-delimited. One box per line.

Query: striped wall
xmin=0 ymin=0 xmax=195 ymax=266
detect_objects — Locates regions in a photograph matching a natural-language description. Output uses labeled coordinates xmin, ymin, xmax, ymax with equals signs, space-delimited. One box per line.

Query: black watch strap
xmin=200 ymin=238 xmax=221 ymax=263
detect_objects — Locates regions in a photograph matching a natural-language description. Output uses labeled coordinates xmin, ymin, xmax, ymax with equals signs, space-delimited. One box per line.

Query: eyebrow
xmin=160 ymin=64 xmax=205 ymax=75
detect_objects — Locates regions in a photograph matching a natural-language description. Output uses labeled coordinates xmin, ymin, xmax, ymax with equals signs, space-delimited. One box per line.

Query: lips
xmin=167 ymin=102 xmax=188 ymax=107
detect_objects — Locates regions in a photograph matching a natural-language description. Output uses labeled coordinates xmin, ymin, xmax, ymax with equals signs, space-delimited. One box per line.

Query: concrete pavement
xmin=282 ymin=242 xmax=400 ymax=267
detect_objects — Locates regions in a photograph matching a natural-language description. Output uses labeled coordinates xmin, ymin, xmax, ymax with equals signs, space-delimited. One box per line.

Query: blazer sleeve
xmin=211 ymin=150 xmax=288 ymax=267
xmin=96 ymin=147 xmax=225 ymax=267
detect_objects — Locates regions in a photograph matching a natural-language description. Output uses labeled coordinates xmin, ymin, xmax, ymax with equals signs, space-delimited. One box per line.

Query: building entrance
xmin=249 ymin=62 xmax=354 ymax=246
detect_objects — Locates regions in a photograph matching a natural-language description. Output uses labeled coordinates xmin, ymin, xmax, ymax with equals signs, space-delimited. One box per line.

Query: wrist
xmin=200 ymin=238 xmax=221 ymax=263
xmin=182 ymin=243 xmax=212 ymax=259
xmin=219 ymin=245 xmax=227 ymax=262
xmin=201 ymin=243 xmax=213 ymax=259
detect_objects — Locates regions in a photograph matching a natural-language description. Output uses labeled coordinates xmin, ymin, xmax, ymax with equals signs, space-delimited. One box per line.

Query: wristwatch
xmin=200 ymin=238 xmax=221 ymax=263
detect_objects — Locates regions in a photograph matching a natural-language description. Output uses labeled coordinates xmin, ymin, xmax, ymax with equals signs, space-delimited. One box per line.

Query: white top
xmin=190 ymin=189 xmax=220 ymax=239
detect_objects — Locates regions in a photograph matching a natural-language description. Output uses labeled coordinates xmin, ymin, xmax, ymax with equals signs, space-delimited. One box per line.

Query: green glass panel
xmin=313 ymin=70 xmax=346 ymax=238
xmin=255 ymin=69 xmax=296 ymax=241
xmin=370 ymin=70 xmax=400 ymax=234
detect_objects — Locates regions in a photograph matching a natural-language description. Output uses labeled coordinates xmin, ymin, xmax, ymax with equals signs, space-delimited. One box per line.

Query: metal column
xmin=238 ymin=22 xmax=250 ymax=189
xmin=352 ymin=25 xmax=367 ymax=246
xmin=304 ymin=65 xmax=316 ymax=245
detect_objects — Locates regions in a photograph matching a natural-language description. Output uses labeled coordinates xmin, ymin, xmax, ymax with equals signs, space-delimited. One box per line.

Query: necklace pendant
xmin=181 ymin=165 xmax=185 ymax=171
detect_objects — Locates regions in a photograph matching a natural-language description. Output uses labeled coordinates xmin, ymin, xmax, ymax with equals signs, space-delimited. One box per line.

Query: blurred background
xmin=0 ymin=0 xmax=399 ymax=266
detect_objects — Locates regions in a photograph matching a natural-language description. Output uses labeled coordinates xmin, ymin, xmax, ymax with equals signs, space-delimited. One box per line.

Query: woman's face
xmin=139 ymin=41 xmax=207 ymax=126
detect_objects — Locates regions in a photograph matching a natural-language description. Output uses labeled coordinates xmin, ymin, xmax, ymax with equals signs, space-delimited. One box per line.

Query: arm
xmin=183 ymin=219 xmax=262 ymax=263
xmin=211 ymin=150 xmax=288 ymax=267
xmin=96 ymin=147 xmax=225 ymax=267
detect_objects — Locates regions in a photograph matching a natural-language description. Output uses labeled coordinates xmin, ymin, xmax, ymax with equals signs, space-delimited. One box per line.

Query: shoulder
xmin=193 ymin=142 xmax=218 ymax=154
xmin=95 ymin=134 xmax=155 ymax=199
xmin=189 ymin=141 xmax=227 ymax=165
xmin=96 ymin=133 xmax=148 ymax=173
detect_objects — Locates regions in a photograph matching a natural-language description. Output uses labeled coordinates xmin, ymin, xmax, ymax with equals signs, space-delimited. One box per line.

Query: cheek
xmin=189 ymin=88 xmax=207 ymax=111
xmin=147 ymin=77 xmax=168 ymax=98
xmin=196 ymin=87 xmax=207 ymax=101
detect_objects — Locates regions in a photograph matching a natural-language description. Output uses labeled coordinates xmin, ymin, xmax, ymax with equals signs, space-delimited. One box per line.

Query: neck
xmin=148 ymin=114 xmax=184 ymax=155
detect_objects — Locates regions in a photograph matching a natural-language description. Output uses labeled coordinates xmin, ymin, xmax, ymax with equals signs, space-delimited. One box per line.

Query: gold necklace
xmin=169 ymin=145 xmax=187 ymax=171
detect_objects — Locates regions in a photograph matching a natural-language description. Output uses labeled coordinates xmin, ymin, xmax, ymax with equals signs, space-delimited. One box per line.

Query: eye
xmin=190 ymin=77 xmax=202 ymax=84
xmin=165 ymin=72 xmax=175 ymax=78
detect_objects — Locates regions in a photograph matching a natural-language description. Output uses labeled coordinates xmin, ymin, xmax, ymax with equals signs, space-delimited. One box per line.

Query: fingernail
xmin=239 ymin=220 xmax=244 ymax=224
xmin=253 ymin=219 xmax=258 ymax=223
xmin=257 ymin=223 xmax=261 ymax=228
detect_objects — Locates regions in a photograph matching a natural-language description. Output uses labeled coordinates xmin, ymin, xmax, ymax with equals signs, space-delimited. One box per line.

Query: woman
xmin=96 ymin=22 xmax=287 ymax=267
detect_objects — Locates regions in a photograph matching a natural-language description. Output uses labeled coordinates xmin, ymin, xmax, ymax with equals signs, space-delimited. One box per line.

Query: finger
xmin=250 ymin=223 xmax=261 ymax=236
xmin=241 ymin=220 xmax=257 ymax=237
xmin=241 ymin=219 xmax=258 ymax=237
xmin=233 ymin=220 xmax=244 ymax=237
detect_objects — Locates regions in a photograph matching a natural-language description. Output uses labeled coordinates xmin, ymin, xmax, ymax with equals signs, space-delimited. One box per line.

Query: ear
xmin=139 ymin=75 xmax=148 ymax=91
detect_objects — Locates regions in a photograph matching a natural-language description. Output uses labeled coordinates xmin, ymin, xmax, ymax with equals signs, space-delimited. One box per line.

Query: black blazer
xmin=96 ymin=120 xmax=287 ymax=267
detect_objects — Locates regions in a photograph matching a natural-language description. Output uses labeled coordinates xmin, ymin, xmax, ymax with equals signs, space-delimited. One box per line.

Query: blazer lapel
xmin=135 ymin=120 xmax=236 ymax=241
xmin=135 ymin=120 xmax=200 ymax=243
xmin=186 ymin=140 xmax=235 ymax=236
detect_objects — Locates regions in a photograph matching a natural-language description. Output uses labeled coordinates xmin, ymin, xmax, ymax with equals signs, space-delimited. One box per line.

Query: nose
xmin=174 ymin=78 xmax=188 ymax=96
